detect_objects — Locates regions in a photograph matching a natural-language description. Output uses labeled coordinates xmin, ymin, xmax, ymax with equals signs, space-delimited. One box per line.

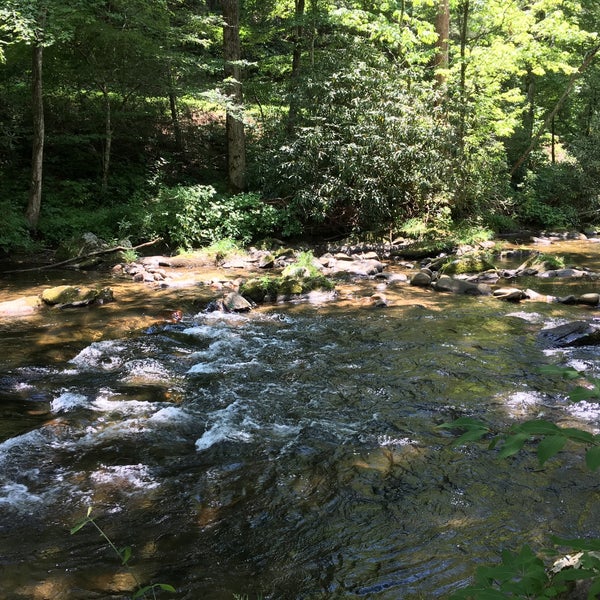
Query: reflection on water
xmin=1 ymin=245 xmax=600 ymax=599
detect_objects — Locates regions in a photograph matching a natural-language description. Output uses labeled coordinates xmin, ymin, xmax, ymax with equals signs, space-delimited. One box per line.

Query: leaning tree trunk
xmin=222 ymin=0 xmax=246 ymax=192
xmin=26 ymin=43 xmax=45 ymax=231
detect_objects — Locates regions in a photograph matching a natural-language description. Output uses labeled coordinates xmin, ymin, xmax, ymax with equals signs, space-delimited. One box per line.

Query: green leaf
xmin=498 ymin=433 xmax=530 ymax=458
xmin=561 ymin=428 xmax=596 ymax=445
xmin=537 ymin=434 xmax=567 ymax=465
xmin=586 ymin=446 xmax=600 ymax=471
xmin=551 ymin=537 xmax=600 ymax=552
xmin=539 ymin=365 xmax=581 ymax=379
xmin=70 ymin=518 xmax=89 ymax=535
xmin=569 ymin=386 xmax=600 ymax=402
xmin=157 ymin=583 xmax=177 ymax=592
xmin=512 ymin=420 xmax=561 ymax=436
xmin=120 ymin=546 xmax=132 ymax=565
xmin=452 ymin=427 xmax=490 ymax=447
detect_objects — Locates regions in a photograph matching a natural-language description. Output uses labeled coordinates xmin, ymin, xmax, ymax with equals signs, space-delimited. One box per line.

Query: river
xmin=1 ymin=242 xmax=600 ymax=599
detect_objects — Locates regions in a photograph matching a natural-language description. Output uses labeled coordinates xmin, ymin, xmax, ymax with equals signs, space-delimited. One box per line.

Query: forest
xmin=0 ymin=0 xmax=598 ymax=255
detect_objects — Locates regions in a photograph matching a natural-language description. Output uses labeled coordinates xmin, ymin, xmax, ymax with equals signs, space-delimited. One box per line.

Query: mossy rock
xmin=441 ymin=254 xmax=496 ymax=275
xmin=41 ymin=285 xmax=113 ymax=307
xmin=42 ymin=286 xmax=83 ymax=305
xmin=241 ymin=274 xmax=335 ymax=304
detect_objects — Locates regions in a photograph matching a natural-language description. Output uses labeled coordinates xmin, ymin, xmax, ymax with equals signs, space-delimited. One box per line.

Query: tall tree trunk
xmin=433 ymin=0 xmax=450 ymax=87
xmin=26 ymin=43 xmax=44 ymax=231
xmin=101 ymin=86 xmax=112 ymax=195
xmin=457 ymin=0 xmax=470 ymax=150
xmin=286 ymin=0 xmax=306 ymax=135
xmin=167 ymin=66 xmax=184 ymax=152
xmin=222 ymin=0 xmax=246 ymax=192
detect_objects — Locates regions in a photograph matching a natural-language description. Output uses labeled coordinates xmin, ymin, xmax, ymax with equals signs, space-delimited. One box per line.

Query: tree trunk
xmin=167 ymin=66 xmax=184 ymax=152
xmin=286 ymin=0 xmax=306 ymax=135
xmin=101 ymin=86 xmax=112 ymax=194
xmin=222 ymin=0 xmax=246 ymax=192
xmin=26 ymin=43 xmax=45 ymax=231
xmin=433 ymin=0 xmax=450 ymax=87
xmin=457 ymin=0 xmax=470 ymax=149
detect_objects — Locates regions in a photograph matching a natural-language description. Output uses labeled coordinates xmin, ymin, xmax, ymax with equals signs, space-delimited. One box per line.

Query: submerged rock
xmin=0 ymin=296 xmax=43 ymax=317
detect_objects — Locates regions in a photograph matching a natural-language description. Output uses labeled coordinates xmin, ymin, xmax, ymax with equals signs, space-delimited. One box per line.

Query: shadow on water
xmin=1 ymin=244 xmax=600 ymax=599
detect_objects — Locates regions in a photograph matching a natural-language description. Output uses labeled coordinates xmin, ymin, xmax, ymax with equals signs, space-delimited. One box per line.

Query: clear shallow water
xmin=1 ymin=249 xmax=600 ymax=599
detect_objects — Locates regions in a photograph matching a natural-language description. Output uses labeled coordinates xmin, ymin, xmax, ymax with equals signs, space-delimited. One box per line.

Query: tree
xmin=222 ymin=0 xmax=246 ymax=191
xmin=0 ymin=0 xmax=90 ymax=230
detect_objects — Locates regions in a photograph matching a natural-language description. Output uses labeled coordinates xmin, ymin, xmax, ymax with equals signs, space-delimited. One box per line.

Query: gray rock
xmin=578 ymin=293 xmax=600 ymax=306
xmin=493 ymin=287 xmax=527 ymax=302
xmin=432 ymin=275 xmax=491 ymax=296
xmin=410 ymin=271 xmax=432 ymax=287
xmin=538 ymin=321 xmax=600 ymax=348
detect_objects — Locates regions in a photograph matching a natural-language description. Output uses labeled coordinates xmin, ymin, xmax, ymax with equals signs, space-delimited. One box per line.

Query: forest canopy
xmin=1 ymin=0 xmax=599 ymax=253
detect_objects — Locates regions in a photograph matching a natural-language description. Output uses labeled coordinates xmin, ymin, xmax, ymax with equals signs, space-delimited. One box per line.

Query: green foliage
xmin=259 ymin=46 xmax=454 ymax=234
xmin=71 ymin=507 xmax=175 ymax=599
xmin=513 ymin=170 xmax=582 ymax=230
xmin=142 ymin=185 xmax=299 ymax=250
xmin=0 ymin=198 xmax=34 ymax=254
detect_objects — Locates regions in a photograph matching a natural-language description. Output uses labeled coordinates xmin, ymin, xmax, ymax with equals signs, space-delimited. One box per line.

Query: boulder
xmin=493 ymin=287 xmax=527 ymax=302
xmin=537 ymin=321 xmax=600 ymax=348
xmin=432 ymin=275 xmax=491 ymax=296
xmin=41 ymin=285 xmax=114 ymax=308
xmin=410 ymin=271 xmax=432 ymax=287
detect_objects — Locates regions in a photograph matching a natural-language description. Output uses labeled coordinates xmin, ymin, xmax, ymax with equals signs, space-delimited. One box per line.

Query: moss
xmin=240 ymin=273 xmax=334 ymax=303
xmin=441 ymin=253 xmax=496 ymax=275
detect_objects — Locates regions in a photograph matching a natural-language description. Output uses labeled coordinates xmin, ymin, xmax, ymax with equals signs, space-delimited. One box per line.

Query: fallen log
xmin=2 ymin=238 xmax=162 ymax=274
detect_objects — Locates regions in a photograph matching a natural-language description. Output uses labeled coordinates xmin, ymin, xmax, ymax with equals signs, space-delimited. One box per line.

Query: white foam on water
xmin=195 ymin=422 xmax=253 ymax=451
xmin=182 ymin=324 xmax=238 ymax=339
xmin=187 ymin=362 xmax=220 ymax=375
xmin=90 ymin=464 xmax=159 ymax=490
xmin=69 ymin=340 xmax=128 ymax=370
xmin=0 ymin=483 xmax=43 ymax=510
xmin=378 ymin=435 xmax=416 ymax=447
xmin=194 ymin=400 xmax=257 ymax=451
xmin=148 ymin=405 xmax=191 ymax=424
xmin=120 ymin=358 xmax=173 ymax=384
xmin=51 ymin=392 xmax=89 ymax=413
xmin=92 ymin=391 xmax=161 ymax=416
xmin=501 ymin=391 xmax=545 ymax=418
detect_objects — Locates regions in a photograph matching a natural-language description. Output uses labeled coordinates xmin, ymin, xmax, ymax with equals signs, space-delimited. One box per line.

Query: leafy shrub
xmin=142 ymin=185 xmax=300 ymax=250
xmin=0 ymin=199 xmax=34 ymax=254
xmin=259 ymin=53 xmax=454 ymax=235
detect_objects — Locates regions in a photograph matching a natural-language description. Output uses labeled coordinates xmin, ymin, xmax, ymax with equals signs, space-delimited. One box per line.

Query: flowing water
xmin=2 ymin=243 xmax=600 ymax=599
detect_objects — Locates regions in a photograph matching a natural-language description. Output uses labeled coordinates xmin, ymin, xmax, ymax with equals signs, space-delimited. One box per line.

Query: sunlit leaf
xmin=158 ymin=583 xmax=177 ymax=592
xmin=70 ymin=518 xmax=89 ymax=535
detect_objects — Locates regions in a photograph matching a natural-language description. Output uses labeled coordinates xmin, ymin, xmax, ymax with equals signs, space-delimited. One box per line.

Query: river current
xmin=1 ymin=243 xmax=600 ymax=599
